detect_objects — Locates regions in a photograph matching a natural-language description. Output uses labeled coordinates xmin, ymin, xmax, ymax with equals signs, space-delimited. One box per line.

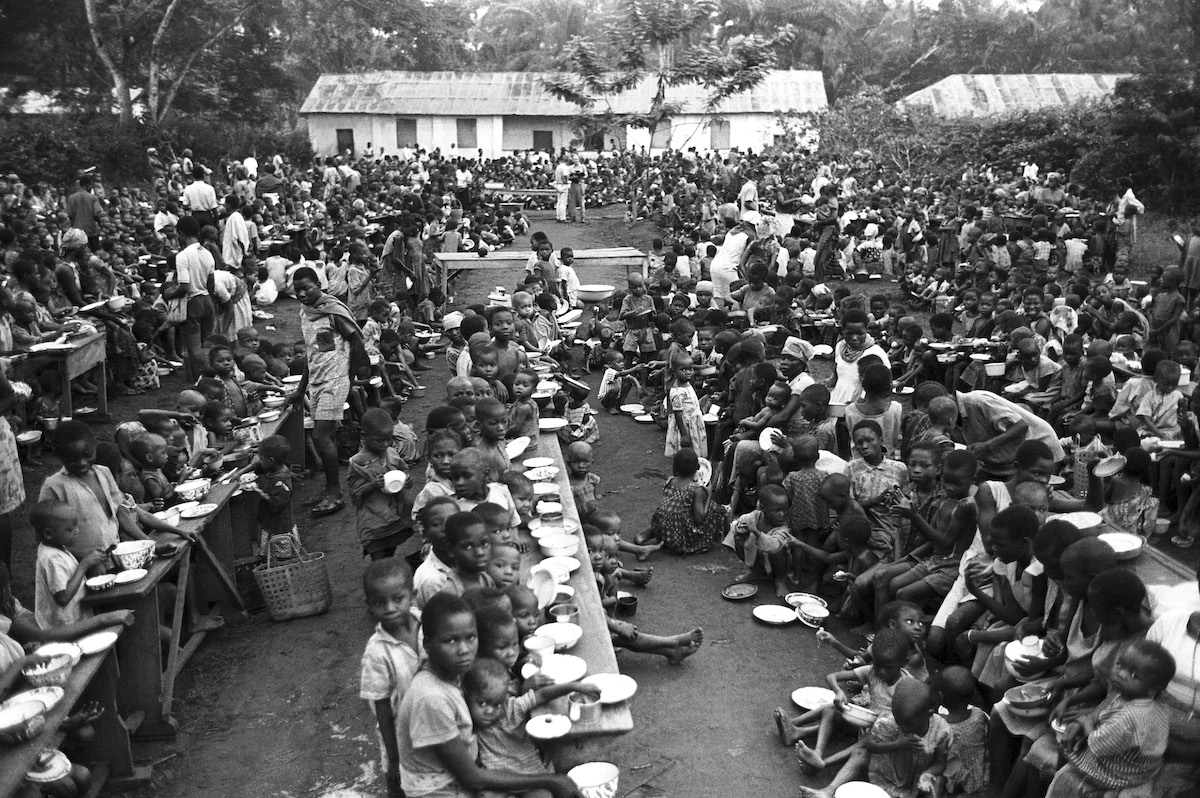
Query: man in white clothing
xmin=182 ymin=166 xmax=218 ymax=229
xmin=553 ymin=155 xmax=571 ymax=222
xmin=221 ymin=196 xmax=252 ymax=269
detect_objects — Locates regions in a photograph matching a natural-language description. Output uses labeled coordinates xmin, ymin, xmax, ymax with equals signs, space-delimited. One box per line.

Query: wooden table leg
xmin=194 ymin=507 xmax=246 ymax=617
xmin=59 ymin=360 xmax=74 ymax=417
xmin=85 ymin=652 xmax=153 ymax=787
xmin=115 ymin=590 xmax=179 ymax=739
xmin=94 ymin=361 xmax=109 ymax=421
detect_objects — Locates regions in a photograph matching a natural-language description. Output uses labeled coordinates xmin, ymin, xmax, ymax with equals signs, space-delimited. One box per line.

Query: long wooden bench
xmin=434 ymin=247 xmax=648 ymax=299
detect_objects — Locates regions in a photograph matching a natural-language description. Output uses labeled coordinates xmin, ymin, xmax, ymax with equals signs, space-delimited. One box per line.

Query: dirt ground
xmin=7 ymin=205 xmax=1193 ymax=797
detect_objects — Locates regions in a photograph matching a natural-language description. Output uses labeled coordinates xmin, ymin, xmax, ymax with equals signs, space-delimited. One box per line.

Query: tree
xmin=471 ymin=0 xmax=597 ymax=72
xmin=542 ymin=0 xmax=792 ymax=142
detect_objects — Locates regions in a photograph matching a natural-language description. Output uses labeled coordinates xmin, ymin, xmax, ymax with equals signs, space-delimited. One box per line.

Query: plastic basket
xmin=252 ymin=542 xmax=332 ymax=621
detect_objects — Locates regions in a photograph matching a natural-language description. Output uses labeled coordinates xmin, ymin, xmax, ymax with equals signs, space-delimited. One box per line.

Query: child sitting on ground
xmin=645 ymin=448 xmax=725 ymax=556
xmin=723 ymin=484 xmax=792 ymax=598
xmin=32 ymin=500 xmax=103 ymax=630
xmin=583 ymin=528 xmax=703 ymax=663
xmin=359 ymin=558 xmax=419 ymax=798
xmin=776 ymin=628 xmax=913 ymax=773
xmin=934 ymin=667 xmax=989 ymax=796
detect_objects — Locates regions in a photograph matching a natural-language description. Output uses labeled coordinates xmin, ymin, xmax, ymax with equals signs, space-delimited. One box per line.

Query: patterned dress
xmin=0 ymin=416 xmax=25 ymax=514
xmin=651 ymin=478 xmax=727 ymax=555
xmin=665 ymin=383 xmax=706 ymax=458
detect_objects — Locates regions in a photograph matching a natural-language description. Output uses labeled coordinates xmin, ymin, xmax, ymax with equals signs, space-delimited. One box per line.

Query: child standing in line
xmin=348 ymin=409 xmax=414 ymax=561
xmin=565 ymin=442 xmax=600 ymax=517
xmin=506 ymin=369 xmax=540 ymax=441
xmin=474 ymin=398 xmax=513 ymax=480
xmin=444 ymin=511 xmax=495 ymax=594
xmin=1148 ymin=267 xmax=1187 ymax=353
xmin=464 ymin=657 xmax=600 ymax=795
xmin=448 ymin=448 xmax=520 ymax=529
xmin=619 ymin=274 xmax=657 ymax=364
xmin=32 ymin=500 xmax=103 ymax=630
xmin=247 ymin=435 xmax=298 ymax=558
xmin=129 ymin=433 xmax=174 ymax=510
xmin=411 ymin=429 xmax=461 ymax=523
xmin=781 ymin=436 xmax=830 ymax=588
xmin=359 ymin=559 xmax=420 ymax=798
xmin=665 ymin=352 xmax=705 ymax=458
xmin=412 ymin=497 xmax=460 ymax=609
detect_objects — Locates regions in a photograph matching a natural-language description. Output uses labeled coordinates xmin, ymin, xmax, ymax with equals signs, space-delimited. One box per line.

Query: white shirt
xmin=182 ymin=180 xmax=217 ymax=212
xmin=176 ymin=242 xmax=214 ymax=298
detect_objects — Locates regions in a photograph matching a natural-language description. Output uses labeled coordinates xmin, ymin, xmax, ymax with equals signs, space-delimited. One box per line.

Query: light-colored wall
xmin=304 ymin=112 xmax=783 ymax=157
xmin=500 ymin=117 xmax=577 ymax=152
xmin=623 ymin=113 xmax=783 ymax=154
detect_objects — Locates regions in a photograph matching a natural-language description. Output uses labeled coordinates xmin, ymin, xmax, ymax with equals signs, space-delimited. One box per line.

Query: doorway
xmin=532 ymin=130 xmax=553 ymax=151
xmin=335 ymin=129 xmax=355 ymax=157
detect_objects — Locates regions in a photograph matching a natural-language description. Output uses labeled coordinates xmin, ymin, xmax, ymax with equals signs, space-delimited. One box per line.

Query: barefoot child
xmin=359 ymin=559 xmax=420 ymax=798
xmin=723 ymin=484 xmax=792 ymax=597
xmin=861 ymin=678 xmax=951 ymax=798
xmin=781 ymin=436 xmax=830 ymax=587
xmin=934 ymin=667 xmax=989 ymax=796
xmin=245 ymin=435 xmax=299 ymax=558
xmin=348 ymin=409 xmax=414 ymax=561
xmin=645 ymin=448 xmax=724 ymax=556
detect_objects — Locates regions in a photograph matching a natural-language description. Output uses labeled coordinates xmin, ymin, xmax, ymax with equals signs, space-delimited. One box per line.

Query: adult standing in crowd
xmin=169 ymin=215 xmax=216 ymax=380
xmin=183 ymin=166 xmax=218 ymax=228
xmin=64 ymin=175 xmax=105 ymax=251
xmin=292 ymin=265 xmax=368 ymax=518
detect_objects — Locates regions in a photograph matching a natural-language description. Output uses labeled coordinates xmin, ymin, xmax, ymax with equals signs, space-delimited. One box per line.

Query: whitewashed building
xmin=299 ymin=70 xmax=827 ymax=158
xmin=897 ymin=73 xmax=1130 ymax=118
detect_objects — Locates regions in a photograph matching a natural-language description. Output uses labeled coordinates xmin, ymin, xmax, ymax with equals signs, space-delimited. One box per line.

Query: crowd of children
xmin=5 ymin=146 xmax=1200 ymax=798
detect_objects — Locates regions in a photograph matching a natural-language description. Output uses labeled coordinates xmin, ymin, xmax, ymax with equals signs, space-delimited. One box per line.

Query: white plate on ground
xmin=619 ymin=404 xmax=645 ymax=415
xmin=539 ymin=418 xmax=568 ymax=432
xmin=526 ymin=714 xmax=572 ymax=739
xmin=523 ymin=457 xmax=555 ymax=469
xmin=180 ymin=503 xmax=218 ymax=519
xmin=834 ymin=783 xmax=889 ymax=798
xmin=752 ymin=604 xmax=798 ymax=625
xmin=505 ymin=436 xmax=531 ymax=459
xmin=75 ymin=631 xmax=119 ymax=655
xmin=114 ymin=568 xmax=147 ymax=584
xmin=634 ymin=414 xmax=656 ymax=423
xmin=792 ymin=686 xmax=836 ymax=710
xmin=583 ymin=673 xmax=638 ymax=704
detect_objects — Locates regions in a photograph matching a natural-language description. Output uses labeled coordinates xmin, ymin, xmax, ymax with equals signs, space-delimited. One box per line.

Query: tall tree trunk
xmin=82 ymin=0 xmax=134 ymax=122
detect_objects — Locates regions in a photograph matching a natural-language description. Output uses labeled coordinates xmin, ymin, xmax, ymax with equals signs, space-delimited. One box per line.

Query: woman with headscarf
xmin=829 ymin=309 xmax=891 ymax=405
xmin=708 ymin=214 xmax=758 ymax=302
xmin=291 ymin=266 xmax=369 ymax=517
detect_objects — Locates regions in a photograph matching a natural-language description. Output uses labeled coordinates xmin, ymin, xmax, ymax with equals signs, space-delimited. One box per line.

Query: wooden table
xmin=0 ymin=627 xmax=148 ymax=797
xmin=30 ymin=332 xmax=107 ymax=420
xmin=82 ymin=490 xmax=246 ymax=739
xmin=518 ymin=431 xmax=633 ymax=740
xmin=434 ymin=247 xmax=648 ymax=299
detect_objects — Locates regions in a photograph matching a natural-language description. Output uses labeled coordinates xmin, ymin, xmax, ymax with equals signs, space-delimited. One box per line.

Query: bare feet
xmin=632 ymin=542 xmax=662 ymax=561
xmin=774 ymin=708 xmax=793 ymax=746
xmin=734 ymin=569 xmax=764 ymax=584
xmin=794 ymin=741 xmax=825 ymax=772
xmin=665 ymin=639 xmax=701 ymax=665
xmin=775 ymin=579 xmax=791 ymax=598
xmin=798 ymin=788 xmax=831 ymax=798
xmin=623 ymin=568 xmax=653 ymax=586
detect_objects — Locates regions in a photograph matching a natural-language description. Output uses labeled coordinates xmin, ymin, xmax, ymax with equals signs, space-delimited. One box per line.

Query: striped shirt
xmin=1067 ymin=693 xmax=1169 ymax=789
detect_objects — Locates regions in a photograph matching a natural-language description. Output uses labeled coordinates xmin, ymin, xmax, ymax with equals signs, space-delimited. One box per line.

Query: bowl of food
xmin=530 ymin=561 xmax=572 ymax=585
xmin=539 ymin=534 xmax=579 ymax=558
xmin=257 ymin=409 xmax=282 ymax=423
xmin=567 ymin=762 xmax=619 ymax=798
xmin=263 ymin=395 xmax=288 ymax=410
xmin=176 ymin=478 xmax=211 ymax=501
xmin=154 ymin=507 xmax=182 ymax=527
xmin=984 ymin=361 xmax=1007 ymax=377
xmin=535 ymin=622 xmax=582 ymax=651
xmin=85 ymin=574 xmax=117 ymax=592
xmin=1004 ymin=637 xmax=1044 ymax=683
xmin=112 ymin=539 xmax=156 ymax=570
xmin=796 ymin=602 xmax=830 ymax=627
xmin=1099 ymin=532 xmax=1144 ymax=561
xmin=576 ymin=285 xmax=615 ymax=303
xmin=106 ymin=296 xmax=129 ymax=311
xmin=0 ymin=701 xmax=46 ymax=745
xmin=1004 ymin=683 xmax=1053 ymax=718
xmin=16 ymin=430 xmax=41 ymax=445
xmin=31 ymin=643 xmax=82 ymax=669
xmin=383 ymin=470 xmax=408 ymax=494
xmin=839 ymin=703 xmax=879 ymax=729
xmin=22 ymin=652 xmax=75 ymax=688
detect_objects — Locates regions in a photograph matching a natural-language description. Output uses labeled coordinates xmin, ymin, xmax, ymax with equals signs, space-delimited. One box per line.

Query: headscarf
xmin=61 ymin=228 xmax=89 ymax=252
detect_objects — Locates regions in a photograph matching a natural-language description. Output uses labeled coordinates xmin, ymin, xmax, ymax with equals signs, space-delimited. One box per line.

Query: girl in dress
xmin=1100 ymin=446 xmax=1160 ymax=539
xmin=829 ymin=309 xmax=890 ymax=405
xmin=664 ymin=351 xmax=705 ymax=458
xmin=649 ymin=449 xmax=728 ymax=555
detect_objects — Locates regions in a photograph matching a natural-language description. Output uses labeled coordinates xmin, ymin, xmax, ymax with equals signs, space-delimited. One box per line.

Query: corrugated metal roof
xmin=299 ymin=70 xmax=827 ymax=117
xmin=897 ymin=73 xmax=1131 ymax=117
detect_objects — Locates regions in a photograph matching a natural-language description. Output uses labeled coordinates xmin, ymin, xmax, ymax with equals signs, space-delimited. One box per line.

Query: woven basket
xmin=252 ymin=542 xmax=332 ymax=621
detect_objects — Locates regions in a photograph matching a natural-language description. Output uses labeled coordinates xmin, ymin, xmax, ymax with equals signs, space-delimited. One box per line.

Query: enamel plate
xmin=526 ymin=714 xmax=572 ymax=740
xmin=753 ymin=604 xmax=798 ymax=625
xmin=582 ymin=673 xmax=638 ymax=704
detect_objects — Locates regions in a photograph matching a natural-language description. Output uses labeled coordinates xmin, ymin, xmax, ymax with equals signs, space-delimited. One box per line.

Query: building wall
xmin=305 ymin=112 xmax=783 ymax=157
xmin=500 ymin=117 xmax=577 ymax=152
xmin=623 ymin=113 xmax=783 ymax=154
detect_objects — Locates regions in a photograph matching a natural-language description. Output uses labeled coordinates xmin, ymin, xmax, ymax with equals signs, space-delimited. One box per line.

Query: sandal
xmin=302 ymin=492 xmax=328 ymax=508
xmin=311 ymin=496 xmax=346 ymax=517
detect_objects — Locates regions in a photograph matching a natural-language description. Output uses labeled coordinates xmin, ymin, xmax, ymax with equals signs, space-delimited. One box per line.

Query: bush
xmin=0 ymin=113 xmax=313 ymax=190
